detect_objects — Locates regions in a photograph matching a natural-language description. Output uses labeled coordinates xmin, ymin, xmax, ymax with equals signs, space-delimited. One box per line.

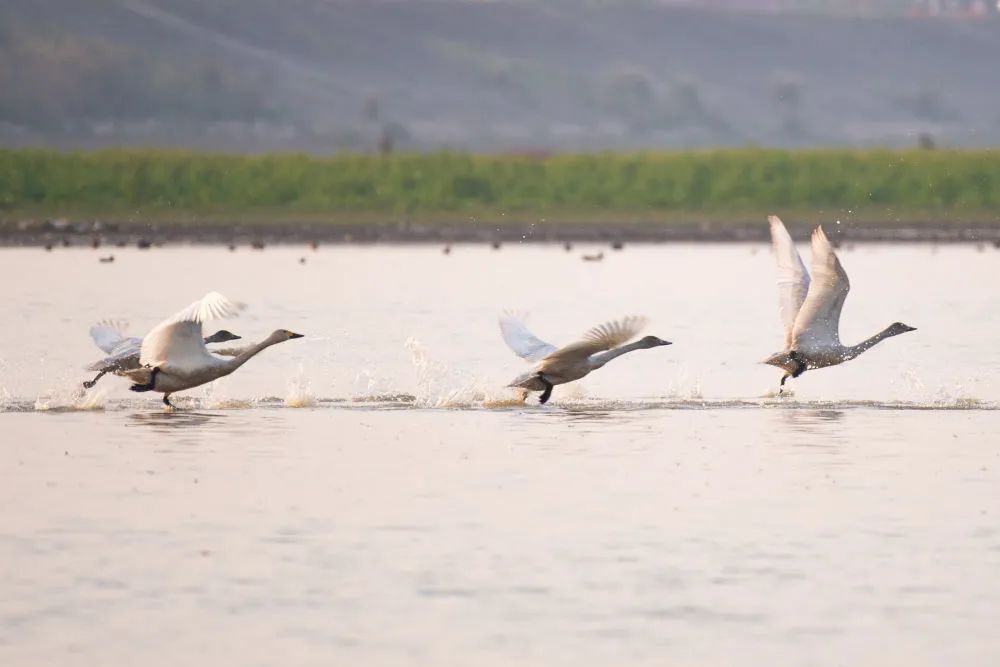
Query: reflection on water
xmin=127 ymin=410 xmax=223 ymax=431
xmin=780 ymin=408 xmax=847 ymax=441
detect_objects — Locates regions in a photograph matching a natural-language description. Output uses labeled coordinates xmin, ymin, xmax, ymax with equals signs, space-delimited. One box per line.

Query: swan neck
xmin=222 ymin=336 xmax=280 ymax=372
xmin=844 ymin=326 xmax=895 ymax=360
xmin=589 ymin=340 xmax=647 ymax=369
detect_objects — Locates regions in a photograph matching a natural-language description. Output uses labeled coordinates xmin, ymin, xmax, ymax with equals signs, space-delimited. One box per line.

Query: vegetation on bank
xmin=1 ymin=149 xmax=999 ymax=220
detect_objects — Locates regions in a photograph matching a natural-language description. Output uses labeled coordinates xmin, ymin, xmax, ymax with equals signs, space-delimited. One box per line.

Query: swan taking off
xmin=500 ymin=312 xmax=671 ymax=404
xmin=765 ymin=215 xmax=916 ymax=393
xmin=124 ymin=292 xmax=303 ymax=407
xmin=83 ymin=321 xmax=241 ymax=388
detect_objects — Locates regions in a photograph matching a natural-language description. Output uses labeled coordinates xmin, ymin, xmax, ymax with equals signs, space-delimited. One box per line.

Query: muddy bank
xmin=4 ymin=217 xmax=1000 ymax=247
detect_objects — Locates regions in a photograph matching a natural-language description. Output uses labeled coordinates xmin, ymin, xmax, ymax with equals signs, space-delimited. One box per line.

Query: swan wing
xmin=89 ymin=320 xmax=131 ymax=354
xmin=139 ymin=292 xmax=243 ymax=372
xmin=791 ymin=226 xmax=850 ymax=352
xmin=499 ymin=312 xmax=558 ymax=362
xmin=768 ymin=215 xmax=811 ymax=349
xmin=544 ymin=316 xmax=648 ymax=362
xmin=86 ymin=345 xmax=140 ymax=372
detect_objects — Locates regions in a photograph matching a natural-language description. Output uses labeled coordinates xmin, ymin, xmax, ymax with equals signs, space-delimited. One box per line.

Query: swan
xmin=500 ymin=312 xmax=671 ymax=404
xmin=83 ymin=321 xmax=241 ymax=388
xmin=123 ymin=292 xmax=303 ymax=407
xmin=764 ymin=215 xmax=916 ymax=393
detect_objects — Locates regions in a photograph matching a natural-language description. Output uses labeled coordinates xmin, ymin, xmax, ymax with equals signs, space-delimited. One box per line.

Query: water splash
xmin=34 ymin=382 xmax=106 ymax=411
xmin=404 ymin=337 xmax=520 ymax=408
xmin=664 ymin=366 xmax=704 ymax=399
xmin=285 ymin=364 xmax=316 ymax=408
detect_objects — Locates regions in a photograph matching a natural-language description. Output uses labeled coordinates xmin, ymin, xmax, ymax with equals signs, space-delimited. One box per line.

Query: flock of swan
xmin=81 ymin=216 xmax=916 ymax=407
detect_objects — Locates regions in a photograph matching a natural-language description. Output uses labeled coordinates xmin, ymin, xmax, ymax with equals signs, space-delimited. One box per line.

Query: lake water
xmin=2 ymin=243 xmax=999 ymax=666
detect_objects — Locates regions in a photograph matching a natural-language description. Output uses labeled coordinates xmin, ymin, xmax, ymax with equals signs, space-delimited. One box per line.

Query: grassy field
xmin=2 ymin=148 xmax=999 ymax=223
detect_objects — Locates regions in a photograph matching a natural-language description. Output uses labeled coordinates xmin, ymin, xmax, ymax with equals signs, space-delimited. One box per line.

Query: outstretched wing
xmin=140 ymin=292 xmax=243 ymax=372
xmin=499 ymin=311 xmax=558 ymax=362
xmin=792 ymin=226 xmax=850 ymax=352
xmin=86 ymin=342 xmax=142 ymax=372
xmin=768 ymin=215 xmax=811 ymax=350
xmin=543 ymin=316 xmax=648 ymax=363
xmin=89 ymin=320 xmax=131 ymax=354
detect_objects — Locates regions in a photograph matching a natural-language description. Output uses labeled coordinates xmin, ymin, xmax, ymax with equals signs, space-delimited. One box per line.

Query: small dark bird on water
xmin=563 ymin=241 xmax=573 ymax=252
xmin=91 ymin=237 xmax=101 ymax=249
xmin=299 ymin=257 xmax=307 ymax=264
xmin=228 ymin=244 xmax=237 ymax=251
xmin=136 ymin=239 xmax=152 ymax=250
xmin=251 ymin=240 xmax=265 ymax=250
xmin=310 ymin=240 xmax=319 ymax=251
xmin=611 ymin=240 xmax=624 ymax=250
xmin=442 ymin=245 xmax=452 ymax=255
xmin=44 ymin=243 xmax=53 ymax=252
xmin=99 ymin=255 xmax=115 ymax=263
xmin=582 ymin=252 xmax=604 ymax=262
xmin=492 ymin=240 xmax=502 ymax=250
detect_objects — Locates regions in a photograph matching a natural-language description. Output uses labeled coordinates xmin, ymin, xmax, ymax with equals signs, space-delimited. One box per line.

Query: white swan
xmin=124 ymin=292 xmax=303 ymax=407
xmin=500 ymin=312 xmax=671 ymax=404
xmin=83 ymin=321 xmax=241 ymax=388
xmin=765 ymin=215 xmax=916 ymax=393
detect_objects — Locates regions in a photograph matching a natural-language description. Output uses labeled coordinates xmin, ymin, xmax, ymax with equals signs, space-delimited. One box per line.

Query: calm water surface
xmin=1 ymin=244 xmax=999 ymax=666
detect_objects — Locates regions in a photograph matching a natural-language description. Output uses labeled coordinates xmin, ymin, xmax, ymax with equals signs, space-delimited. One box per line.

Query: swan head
xmin=886 ymin=322 xmax=917 ymax=336
xmin=204 ymin=329 xmax=242 ymax=344
xmin=638 ymin=335 xmax=672 ymax=348
xmin=269 ymin=329 xmax=305 ymax=342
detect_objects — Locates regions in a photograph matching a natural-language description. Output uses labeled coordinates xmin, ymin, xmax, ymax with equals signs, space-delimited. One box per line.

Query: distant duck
xmin=136 ymin=238 xmax=152 ymax=250
xmin=563 ymin=241 xmax=573 ymax=252
xmin=582 ymin=252 xmax=604 ymax=262
xmin=764 ymin=215 xmax=916 ymax=394
xmin=124 ymin=292 xmax=302 ymax=407
xmin=251 ymin=240 xmax=265 ymax=250
xmin=611 ymin=240 xmax=624 ymax=250
xmin=442 ymin=245 xmax=452 ymax=255
xmin=83 ymin=320 xmax=242 ymax=389
xmin=500 ymin=312 xmax=671 ymax=404
xmin=298 ymin=257 xmax=307 ymax=264
xmin=99 ymin=255 xmax=115 ymax=263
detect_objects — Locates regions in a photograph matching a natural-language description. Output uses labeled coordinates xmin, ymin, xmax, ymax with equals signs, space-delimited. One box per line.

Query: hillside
xmin=1 ymin=0 xmax=998 ymax=151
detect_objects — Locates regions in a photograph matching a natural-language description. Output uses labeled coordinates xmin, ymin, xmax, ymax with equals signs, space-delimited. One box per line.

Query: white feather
xmin=768 ymin=215 xmax=811 ymax=350
xmin=139 ymin=292 xmax=243 ymax=372
xmin=89 ymin=320 xmax=132 ymax=354
xmin=499 ymin=311 xmax=558 ymax=362
xmin=791 ymin=226 xmax=851 ymax=353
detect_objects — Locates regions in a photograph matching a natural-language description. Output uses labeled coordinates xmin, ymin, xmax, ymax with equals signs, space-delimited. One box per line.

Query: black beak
xmin=289 ymin=332 xmax=304 ymax=339
xmin=231 ymin=334 xmax=242 ymax=340
xmin=661 ymin=340 xmax=673 ymax=346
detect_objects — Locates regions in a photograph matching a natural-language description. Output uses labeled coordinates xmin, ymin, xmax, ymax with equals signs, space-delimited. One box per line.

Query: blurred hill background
xmin=1 ymin=0 xmax=998 ymax=153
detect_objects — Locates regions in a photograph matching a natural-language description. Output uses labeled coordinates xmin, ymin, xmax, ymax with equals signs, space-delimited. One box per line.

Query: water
xmin=2 ymin=243 xmax=999 ymax=666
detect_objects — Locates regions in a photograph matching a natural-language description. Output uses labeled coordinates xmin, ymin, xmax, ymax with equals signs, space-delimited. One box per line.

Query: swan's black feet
xmin=129 ymin=367 xmax=160 ymax=392
xmin=778 ymin=373 xmax=790 ymax=396
xmin=162 ymin=394 xmax=175 ymax=408
xmin=538 ymin=376 xmax=554 ymax=405
xmin=82 ymin=370 xmax=105 ymax=389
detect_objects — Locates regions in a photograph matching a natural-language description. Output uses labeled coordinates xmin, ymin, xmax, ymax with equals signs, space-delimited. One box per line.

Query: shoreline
xmin=5 ymin=217 xmax=1000 ymax=247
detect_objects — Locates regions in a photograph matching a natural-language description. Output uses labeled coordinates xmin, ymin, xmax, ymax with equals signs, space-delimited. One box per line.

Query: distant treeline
xmin=2 ymin=149 xmax=999 ymax=217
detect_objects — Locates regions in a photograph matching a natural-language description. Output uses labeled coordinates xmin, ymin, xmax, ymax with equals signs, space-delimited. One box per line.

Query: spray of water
xmin=404 ymin=337 xmax=524 ymax=408
xmin=285 ymin=363 xmax=317 ymax=408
